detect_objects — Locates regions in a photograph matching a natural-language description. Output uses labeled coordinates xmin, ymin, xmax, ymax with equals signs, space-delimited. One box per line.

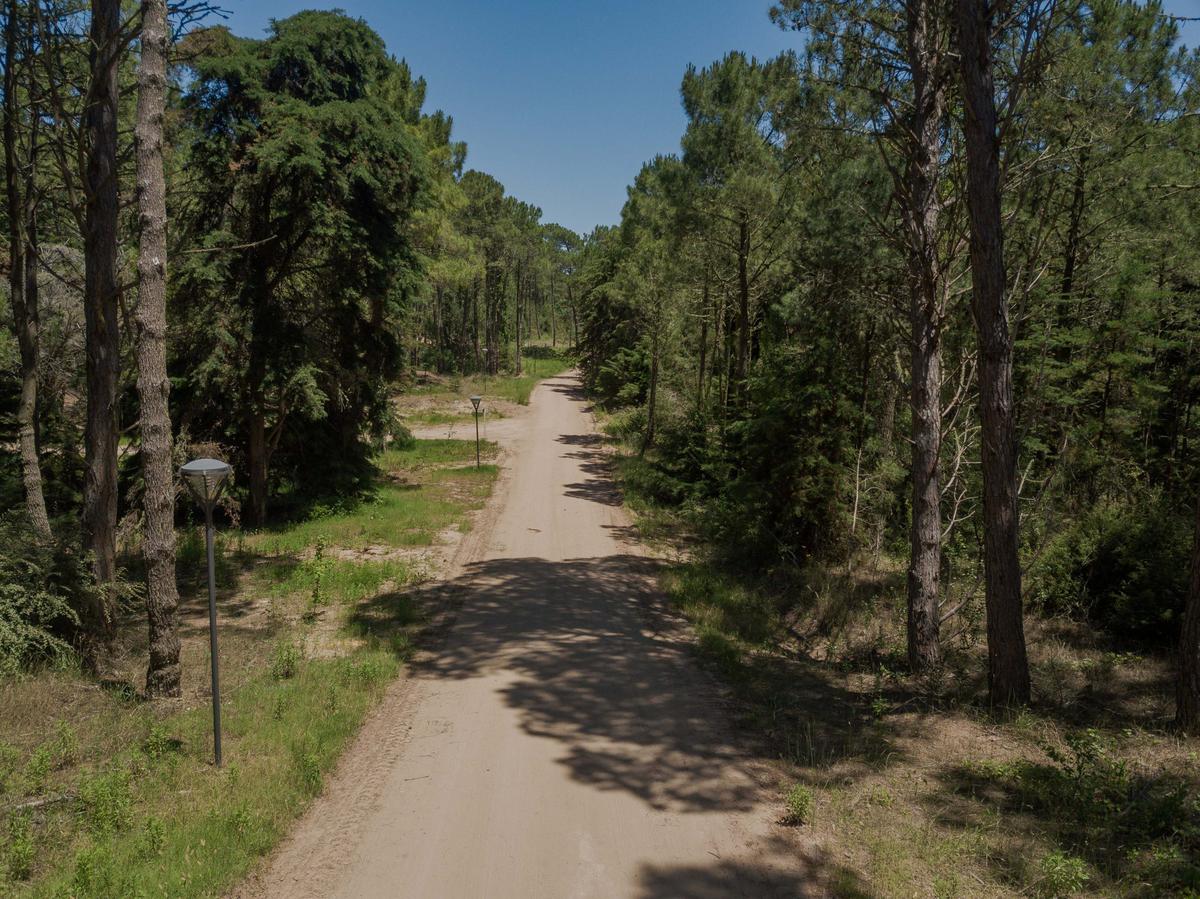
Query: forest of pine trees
xmin=572 ymin=0 xmax=1200 ymax=726
xmin=3 ymin=0 xmax=1200 ymax=894
xmin=0 ymin=6 xmax=579 ymax=691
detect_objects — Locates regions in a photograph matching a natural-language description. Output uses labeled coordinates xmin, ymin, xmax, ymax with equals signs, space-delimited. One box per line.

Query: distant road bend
xmin=246 ymin=372 xmax=810 ymax=898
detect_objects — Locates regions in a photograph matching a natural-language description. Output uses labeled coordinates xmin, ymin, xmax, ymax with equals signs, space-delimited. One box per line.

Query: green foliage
xmin=783 ymin=783 xmax=814 ymax=825
xmin=6 ymin=812 xmax=34 ymax=881
xmin=1037 ymin=851 xmax=1090 ymax=898
xmin=0 ymin=513 xmax=84 ymax=676
xmin=141 ymin=724 xmax=179 ymax=762
xmin=954 ymin=731 xmax=1199 ymax=891
xmin=77 ymin=767 xmax=134 ymax=836
xmin=174 ymin=10 xmax=429 ymax=521
xmin=1029 ymin=494 xmax=1191 ymax=642
xmin=270 ymin=640 xmax=303 ymax=680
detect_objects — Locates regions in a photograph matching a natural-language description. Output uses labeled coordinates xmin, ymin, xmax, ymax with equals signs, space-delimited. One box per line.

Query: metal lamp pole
xmin=181 ymin=458 xmax=233 ymax=767
xmin=470 ymin=395 xmax=482 ymax=469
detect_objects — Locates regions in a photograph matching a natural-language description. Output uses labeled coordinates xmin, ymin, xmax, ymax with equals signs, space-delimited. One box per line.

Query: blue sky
xmin=224 ymin=1 xmax=1199 ymax=236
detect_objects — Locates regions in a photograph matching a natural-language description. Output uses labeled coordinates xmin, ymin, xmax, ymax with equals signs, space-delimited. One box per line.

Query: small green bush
xmin=137 ymin=816 xmax=166 ymax=860
xmin=390 ymin=422 xmax=416 ymax=450
xmin=783 ymin=783 xmax=814 ymax=825
xmin=142 ymin=723 xmax=179 ymax=761
xmin=1029 ymin=494 xmax=1190 ymax=643
xmin=77 ymin=767 xmax=133 ymax=836
xmin=270 ymin=640 xmax=303 ymax=680
xmin=293 ymin=743 xmax=322 ymax=796
xmin=1037 ymin=851 xmax=1090 ymax=898
xmin=6 ymin=812 xmax=34 ymax=881
xmin=0 ymin=513 xmax=86 ymax=676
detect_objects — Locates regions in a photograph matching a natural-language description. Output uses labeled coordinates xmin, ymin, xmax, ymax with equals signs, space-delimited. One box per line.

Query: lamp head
xmin=181 ymin=458 xmax=233 ymax=509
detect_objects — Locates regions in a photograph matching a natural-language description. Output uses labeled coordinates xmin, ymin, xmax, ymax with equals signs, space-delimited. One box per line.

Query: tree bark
xmin=735 ymin=213 xmax=750 ymax=401
xmin=248 ymin=399 xmax=268 ymax=527
xmin=642 ymin=325 xmax=659 ymax=456
xmin=514 ymin=261 xmax=523 ymax=375
xmin=82 ymin=0 xmax=123 ymax=668
xmin=135 ymin=0 xmax=180 ymax=698
xmin=956 ymin=0 xmax=1030 ymax=708
xmin=4 ymin=0 xmax=51 ymax=539
xmin=1179 ymin=494 xmax=1200 ymax=734
xmin=697 ymin=271 xmax=709 ymax=408
xmin=903 ymin=0 xmax=948 ymax=672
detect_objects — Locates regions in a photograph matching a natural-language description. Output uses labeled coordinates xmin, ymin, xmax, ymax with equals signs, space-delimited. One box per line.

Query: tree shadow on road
xmin=412 ymin=554 xmax=898 ymax=818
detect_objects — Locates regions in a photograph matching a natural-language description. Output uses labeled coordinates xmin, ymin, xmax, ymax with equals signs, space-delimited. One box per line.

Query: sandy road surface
xmin=244 ymin=374 xmax=812 ymax=898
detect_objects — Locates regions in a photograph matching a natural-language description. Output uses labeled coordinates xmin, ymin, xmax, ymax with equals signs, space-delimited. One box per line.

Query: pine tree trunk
xmin=735 ymin=214 xmax=750 ymax=400
xmin=642 ymin=326 xmax=659 ymax=456
xmin=697 ymin=273 xmax=709 ymax=408
xmin=903 ymin=0 xmax=947 ymax=672
xmin=872 ymin=352 xmax=901 ymax=565
xmin=4 ymin=0 xmax=51 ymax=539
xmin=248 ymin=403 xmax=268 ymax=527
xmin=956 ymin=0 xmax=1030 ymax=709
xmin=908 ymin=295 xmax=943 ymax=670
xmin=515 ymin=264 xmax=523 ymax=375
xmin=82 ymin=0 xmax=123 ymax=668
xmin=135 ymin=0 xmax=180 ymax=698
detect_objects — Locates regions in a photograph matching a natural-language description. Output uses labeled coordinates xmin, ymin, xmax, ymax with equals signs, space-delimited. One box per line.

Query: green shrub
xmin=390 ymin=422 xmax=416 ymax=450
xmin=1037 ymin=851 xmax=1090 ymax=898
xmin=783 ymin=783 xmax=814 ymax=825
xmin=23 ymin=745 xmax=52 ymax=793
xmin=51 ymin=721 xmax=79 ymax=768
xmin=77 ymin=767 xmax=133 ymax=836
xmin=71 ymin=844 xmax=129 ymax=897
xmin=142 ymin=723 xmax=179 ymax=761
xmin=0 ymin=513 xmax=86 ymax=676
xmin=270 ymin=640 xmax=303 ymax=680
xmin=1029 ymin=494 xmax=1190 ymax=642
xmin=6 ymin=812 xmax=34 ymax=881
xmin=293 ymin=743 xmax=323 ymax=796
xmin=137 ymin=816 xmax=166 ymax=860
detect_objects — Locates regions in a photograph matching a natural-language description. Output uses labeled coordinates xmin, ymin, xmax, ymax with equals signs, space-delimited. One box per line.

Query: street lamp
xmin=180 ymin=457 xmax=232 ymax=767
xmin=469 ymin=396 xmax=483 ymax=468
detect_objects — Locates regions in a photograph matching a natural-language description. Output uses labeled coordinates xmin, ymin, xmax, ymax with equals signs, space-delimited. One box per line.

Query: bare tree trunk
xmin=135 ymin=0 xmax=180 ymax=698
xmin=872 ymin=351 xmax=901 ymax=565
xmin=248 ymin=400 xmax=268 ymax=527
xmin=642 ymin=325 xmax=659 ymax=456
xmin=908 ymin=296 xmax=943 ymax=670
xmin=4 ymin=0 xmax=51 ymax=539
xmin=735 ymin=213 xmax=750 ymax=400
xmin=82 ymin=0 xmax=123 ymax=668
xmin=903 ymin=0 xmax=948 ymax=672
xmin=514 ymin=263 xmax=523 ymax=375
xmin=697 ymin=272 xmax=709 ymax=408
xmin=1179 ymin=495 xmax=1200 ymax=734
xmin=956 ymin=0 xmax=1030 ymax=709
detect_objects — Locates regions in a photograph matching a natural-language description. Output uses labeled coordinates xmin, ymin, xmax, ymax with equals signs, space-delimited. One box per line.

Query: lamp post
xmin=470 ymin=396 xmax=482 ymax=469
xmin=180 ymin=458 xmax=233 ymax=767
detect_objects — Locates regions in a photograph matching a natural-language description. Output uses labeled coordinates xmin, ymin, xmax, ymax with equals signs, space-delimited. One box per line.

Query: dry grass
xmin=615 ymin=467 xmax=1199 ymax=898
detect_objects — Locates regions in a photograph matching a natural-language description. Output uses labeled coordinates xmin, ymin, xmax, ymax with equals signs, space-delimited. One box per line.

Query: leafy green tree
xmin=173 ymin=12 xmax=427 ymax=524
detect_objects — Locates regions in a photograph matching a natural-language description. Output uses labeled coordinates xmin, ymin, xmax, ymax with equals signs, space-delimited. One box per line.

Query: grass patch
xmin=246 ymin=440 xmax=497 ymax=556
xmin=613 ymin=440 xmax=1200 ymax=899
xmin=0 ymin=439 xmax=498 ymax=896
xmin=406 ymin=348 xmax=573 ymax=408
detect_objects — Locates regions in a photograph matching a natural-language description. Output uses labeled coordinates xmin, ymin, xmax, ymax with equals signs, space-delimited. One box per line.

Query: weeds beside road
xmin=0 ymin=440 xmax=497 ymax=896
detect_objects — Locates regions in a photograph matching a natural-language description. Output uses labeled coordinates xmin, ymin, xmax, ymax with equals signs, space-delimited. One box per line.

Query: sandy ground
xmin=240 ymin=374 xmax=813 ymax=898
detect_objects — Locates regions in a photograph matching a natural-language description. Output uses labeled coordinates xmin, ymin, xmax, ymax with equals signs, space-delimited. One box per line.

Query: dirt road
xmin=247 ymin=374 xmax=811 ymax=898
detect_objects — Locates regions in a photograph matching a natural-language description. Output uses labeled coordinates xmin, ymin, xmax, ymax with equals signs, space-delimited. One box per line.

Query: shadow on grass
xmin=344 ymin=587 xmax=424 ymax=657
xmin=926 ymin=738 xmax=1200 ymax=894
